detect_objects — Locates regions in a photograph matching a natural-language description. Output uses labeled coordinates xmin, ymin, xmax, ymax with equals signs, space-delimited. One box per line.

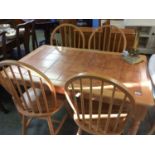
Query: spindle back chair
xmin=50 ymin=23 xmax=85 ymax=48
xmin=64 ymin=73 xmax=135 ymax=134
xmin=0 ymin=60 xmax=67 ymax=134
xmin=88 ymin=25 xmax=127 ymax=52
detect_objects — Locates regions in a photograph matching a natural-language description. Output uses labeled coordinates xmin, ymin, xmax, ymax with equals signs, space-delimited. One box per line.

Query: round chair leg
xmin=148 ymin=124 xmax=155 ymax=135
xmin=22 ymin=115 xmax=27 ymax=135
xmin=77 ymin=128 xmax=82 ymax=135
xmin=47 ymin=117 xmax=55 ymax=135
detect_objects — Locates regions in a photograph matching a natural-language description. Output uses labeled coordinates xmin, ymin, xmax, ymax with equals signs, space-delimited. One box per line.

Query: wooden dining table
xmin=11 ymin=45 xmax=154 ymax=134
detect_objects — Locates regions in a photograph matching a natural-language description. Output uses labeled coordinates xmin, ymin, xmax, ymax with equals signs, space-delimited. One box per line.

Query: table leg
xmin=127 ymin=105 xmax=148 ymax=134
xmin=128 ymin=119 xmax=141 ymax=134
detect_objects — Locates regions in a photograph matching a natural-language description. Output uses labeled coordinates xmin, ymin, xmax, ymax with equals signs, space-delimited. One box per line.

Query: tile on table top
xmin=77 ymin=50 xmax=94 ymax=57
xmin=58 ymin=71 xmax=80 ymax=81
xmin=42 ymin=53 xmax=62 ymax=60
xmin=49 ymin=59 xmax=72 ymax=72
xmin=121 ymin=61 xmax=142 ymax=72
xmin=103 ymin=57 xmax=124 ymax=69
xmin=119 ymin=71 xmax=142 ymax=94
xmin=92 ymin=68 xmax=121 ymax=80
xmin=120 ymin=70 xmax=140 ymax=83
xmin=91 ymin=53 xmax=107 ymax=61
xmin=89 ymin=59 xmax=105 ymax=68
xmin=23 ymin=58 xmax=56 ymax=70
xmin=45 ymin=70 xmax=61 ymax=81
xmin=57 ymin=54 xmax=77 ymax=64
xmin=38 ymin=59 xmax=57 ymax=68
xmin=140 ymin=70 xmax=150 ymax=82
xmin=51 ymin=79 xmax=65 ymax=86
xmin=72 ymin=58 xmax=91 ymax=67
xmin=60 ymin=49 xmax=80 ymax=56
xmin=29 ymin=51 xmax=58 ymax=60
xmin=32 ymin=46 xmax=55 ymax=56
xmin=69 ymin=63 xmax=90 ymax=73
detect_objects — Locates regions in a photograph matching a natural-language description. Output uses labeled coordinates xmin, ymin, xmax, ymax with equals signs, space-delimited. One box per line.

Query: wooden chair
xmin=16 ymin=20 xmax=38 ymax=57
xmin=0 ymin=31 xmax=7 ymax=59
xmin=0 ymin=60 xmax=67 ymax=134
xmin=64 ymin=73 xmax=135 ymax=135
xmin=50 ymin=23 xmax=85 ymax=48
xmin=88 ymin=25 xmax=127 ymax=52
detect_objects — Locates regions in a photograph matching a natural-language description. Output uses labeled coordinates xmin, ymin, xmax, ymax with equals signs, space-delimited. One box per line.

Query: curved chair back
xmin=65 ymin=73 xmax=135 ymax=134
xmin=0 ymin=60 xmax=58 ymax=116
xmin=0 ymin=60 xmax=68 ymax=134
xmin=50 ymin=23 xmax=85 ymax=48
xmin=88 ymin=25 xmax=127 ymax=52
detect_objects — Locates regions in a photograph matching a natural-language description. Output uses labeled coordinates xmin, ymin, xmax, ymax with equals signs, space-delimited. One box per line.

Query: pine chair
xmin=88 ymin=25 xmax=127 ymax=52
xmin=16 ymin=20 xmax=38 ymax=57
xmin=0 ymin=60 xmax=67 ymax=134
xmin=64 ymin=73 xmax=135 ymax=135
xmin=50 ymin=23 xmax=85 ymax=48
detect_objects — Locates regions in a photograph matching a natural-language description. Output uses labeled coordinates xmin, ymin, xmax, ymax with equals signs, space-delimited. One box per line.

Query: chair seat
xmin=74 ymin=113 xmax=127 ymax=134
xmin=21 ymin=88 xmax=64 ymax=114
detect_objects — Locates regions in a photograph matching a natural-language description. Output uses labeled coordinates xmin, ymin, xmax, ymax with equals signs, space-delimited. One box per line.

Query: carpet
xmin=0 ymin=86 xmax=154 ymax=135
xmin=0 ymin=87 xmax=78 ymax=135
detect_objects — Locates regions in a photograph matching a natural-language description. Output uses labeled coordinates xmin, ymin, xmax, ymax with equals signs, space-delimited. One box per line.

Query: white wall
xmin=124 ymin=19 xmax=155 ymax=26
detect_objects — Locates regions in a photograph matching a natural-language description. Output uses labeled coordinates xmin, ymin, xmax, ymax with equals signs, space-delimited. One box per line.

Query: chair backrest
xmin=16 ymin=20 xmax=38 ymax=56
xmin=0 ymin=31 xmax=7 ymax=59
xmin=0 ymin=60 xmax=58 ymax=117
xmin=50 ymin=23 xmax=85 ymax=48
xmin=64 ymin=73 xmax=135 ymax=134
xmin=88 ymin=25 xmax=127 ymax=52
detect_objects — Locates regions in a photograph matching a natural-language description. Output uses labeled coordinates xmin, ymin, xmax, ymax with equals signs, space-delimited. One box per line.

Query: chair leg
xmin=77 ymin=128 xmax=82 ymax=135
xmin=64 ymin=102 xmax=73 ymax=118
xmin=26 ymin=118 xmax=32 ymax=127
xmin=127 ymin=119 xmax=141 ymax=135
xmin=54 ymin=114 xmax=68 ymax=134
xmin=22 ymin=115 xmax=27 ymax=135
xmin=47 ymin=117 xmax=55 ymax=135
